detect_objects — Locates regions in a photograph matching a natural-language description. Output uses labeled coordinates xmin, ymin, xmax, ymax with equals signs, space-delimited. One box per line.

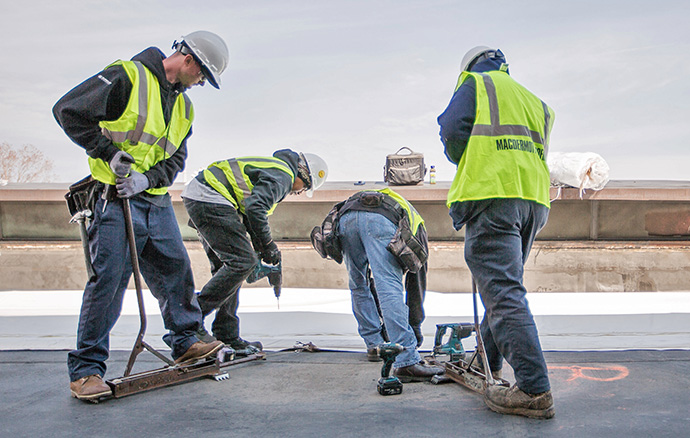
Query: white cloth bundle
xmin=548 ymin=152 xmax=610 ymax=197
xmin=547 ymin=152 xmax=609 ymax=190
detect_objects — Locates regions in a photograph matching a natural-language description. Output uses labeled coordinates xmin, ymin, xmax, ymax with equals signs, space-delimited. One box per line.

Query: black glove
xmin=115 ymin=171 xmax=150 ymax=198
xmin=261 ymin=240 xmax=281 ymax=265
xmin=109 ymin=151 xmax=135 ymax=177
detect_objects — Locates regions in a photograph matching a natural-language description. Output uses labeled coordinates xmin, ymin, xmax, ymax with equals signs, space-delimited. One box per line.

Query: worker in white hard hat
xmin=53 ymin=31 xmax=230 ymax=402
xmin=181 ymin=149 xmax=328 ymax=351
xmin=437 ymin=46 xmax=556 ymax=419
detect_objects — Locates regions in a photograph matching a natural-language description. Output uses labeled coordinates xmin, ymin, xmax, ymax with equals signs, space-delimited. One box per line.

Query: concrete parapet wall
xmin=1 ymin=180 xmax=690 ymax=292
xmin=2 ymin=241 xmax=689 ymax=293
xmin=2 ymin=180 xmax=690 ymax=242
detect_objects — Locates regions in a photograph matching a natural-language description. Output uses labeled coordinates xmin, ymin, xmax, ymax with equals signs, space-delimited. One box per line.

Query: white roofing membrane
xmin=1 ymin=289 xmax=689 ymax=352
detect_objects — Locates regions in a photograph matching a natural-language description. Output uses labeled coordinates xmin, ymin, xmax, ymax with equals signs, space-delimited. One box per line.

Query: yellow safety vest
xmin=369 ymin=188 xmax=425 ymax=235
xmin=203 ymin=157 xmax=295 ymax=215
xmin=447 ymin=69 xmax=554 ymax=209
xmin=89 ymin=60 xmax=194 ymax=195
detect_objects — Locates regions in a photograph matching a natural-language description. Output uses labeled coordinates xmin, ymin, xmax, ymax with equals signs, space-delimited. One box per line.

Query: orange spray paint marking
xmin=549 ymin=365 xmax=629 ymax=382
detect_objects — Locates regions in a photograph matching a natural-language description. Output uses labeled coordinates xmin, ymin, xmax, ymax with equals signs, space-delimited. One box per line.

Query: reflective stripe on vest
xmin=447 ymin=70 xmax=554 ymax=209
xmin=202 ymin=157 xmax=295 ymax=215
xmin=89 ymin=60 xmax=194 ymax=195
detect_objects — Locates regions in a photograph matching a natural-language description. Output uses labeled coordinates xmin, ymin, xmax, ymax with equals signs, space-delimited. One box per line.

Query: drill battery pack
xmin=377 ymin=376 xmax=403 ymax=396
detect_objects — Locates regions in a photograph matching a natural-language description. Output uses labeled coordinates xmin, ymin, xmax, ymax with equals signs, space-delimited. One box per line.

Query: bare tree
xmin=0 ymin=142 xmax=55 ymax=183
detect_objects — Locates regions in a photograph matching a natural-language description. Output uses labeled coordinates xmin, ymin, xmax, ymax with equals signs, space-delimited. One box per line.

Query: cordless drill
xmin=246 ymin=259 xmax=282 ymax=308
xmin=267 ymin=264 xmax=282 ymax=307
xmin=376 ymin=343 xmax=405 ymax=396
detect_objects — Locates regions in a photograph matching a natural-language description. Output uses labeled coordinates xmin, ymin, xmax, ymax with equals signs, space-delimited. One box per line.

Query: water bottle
xmin=429 ymin=165 xmax=436 ymax=184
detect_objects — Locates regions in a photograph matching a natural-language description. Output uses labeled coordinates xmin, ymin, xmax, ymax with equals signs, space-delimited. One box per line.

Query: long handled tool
xmin=106 ymin=197 xmax=222 ymax=398
xmin=470 ymin=277 xmax=495 ymax=386
xmin=120 ymin=198 xmax=175 ymax=374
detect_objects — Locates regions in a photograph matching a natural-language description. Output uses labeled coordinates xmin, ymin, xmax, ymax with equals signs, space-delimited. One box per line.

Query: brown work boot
xmin=174 ymin=340 xmax=224 ymax=365
xmin=393 ymin=361 xmax=445 ymax=383
xmin=70 ymin=374 xmax=112 ymax=401
xmin=484 ymin=384 xmax=555 ymax=419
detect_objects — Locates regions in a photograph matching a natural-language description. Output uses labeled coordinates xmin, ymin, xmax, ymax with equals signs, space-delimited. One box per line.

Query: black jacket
xmin=198 ymin=149 xmax=299 ymax=251
xmin=53 ymin=47 xmax=190 ymax=195
xmin=438 ymin=57 xmax=512 ymax=228
xmin=243 ymin=149 xmax=299 ymax=249
xmin=437 ymin=57 xmax=508 ymax=165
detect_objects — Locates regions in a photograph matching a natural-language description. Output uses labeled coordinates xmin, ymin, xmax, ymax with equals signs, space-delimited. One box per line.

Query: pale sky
xmin=1 ymin=0 xmax=689 ymax=183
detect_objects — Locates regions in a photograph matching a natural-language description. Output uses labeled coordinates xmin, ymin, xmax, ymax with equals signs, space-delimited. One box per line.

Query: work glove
xmin=261 ymin=240 xmax=281 ymax=265
xmin=115 ymin=171 xmax=149 ymax=198
xmin=109 ymin=151 xmax=135 ymax=177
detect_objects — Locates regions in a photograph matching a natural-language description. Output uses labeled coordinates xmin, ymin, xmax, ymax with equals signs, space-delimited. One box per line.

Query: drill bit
xmin=274 ymin=286 xmax=281 ymax=309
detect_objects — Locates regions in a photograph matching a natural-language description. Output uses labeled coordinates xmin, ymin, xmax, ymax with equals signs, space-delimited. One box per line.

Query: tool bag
xmin=383 ymin=147 xmax=427 ymax=186
xmin=310 ymin=200 xmax=345 ymax=264
xmin=65 ymin=175 xmax=100 ymax=282
xmin=386 ymin=213 xmax=428 ymax=273
xmin=65 ymin=175 xmax=100 ymax=216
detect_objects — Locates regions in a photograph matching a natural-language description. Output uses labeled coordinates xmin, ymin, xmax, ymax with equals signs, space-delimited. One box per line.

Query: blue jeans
xmin=451 ymin=198 xmax=550 ymax=394
xmin=338 ymin=211 xmax=420 ymax=368
xmin=68 ymin=196 xmax=201 ymax=381
xmin=184 ymin=199 xmax=258 ymax=342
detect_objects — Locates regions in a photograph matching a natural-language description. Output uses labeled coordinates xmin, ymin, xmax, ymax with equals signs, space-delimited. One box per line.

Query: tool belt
xmin=65 ymin=175 xmax=100 ymax=216
xmin=310 ymin=191 xmax=428 ymax=272
xmin=65 ymin=175 xmax=119 ymax=216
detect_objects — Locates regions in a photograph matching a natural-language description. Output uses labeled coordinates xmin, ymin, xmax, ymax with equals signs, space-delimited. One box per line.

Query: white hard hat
xmin=174 ymin=31 xmax=229 ymax=89
xmin=300 ymin=153 xmax=328 ymax=198
xmin=460 ymin=46 xmax=504 ymax=72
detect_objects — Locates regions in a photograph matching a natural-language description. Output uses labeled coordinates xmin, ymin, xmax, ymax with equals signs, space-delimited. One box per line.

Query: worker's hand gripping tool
xmin=246 ymin=258 xmax=282 ymax=307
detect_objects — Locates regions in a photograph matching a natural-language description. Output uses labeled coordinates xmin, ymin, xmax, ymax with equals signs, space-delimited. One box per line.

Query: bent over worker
xmin=438 ymin=46 xmax=555 ymax=419
xmin=182 ymin=149 xmax=328 ymax=350
xmin=53 ymin=31 xmax=229 ymax=401
xmin=312 ymin=188 xmax=444 ymax=382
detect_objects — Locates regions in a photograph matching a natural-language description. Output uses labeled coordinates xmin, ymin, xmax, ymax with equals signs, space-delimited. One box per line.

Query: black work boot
xmin=225 ymin=337 xmax=263 ymax=351
xmin=484 ymin=384 xmax=555 ymax=419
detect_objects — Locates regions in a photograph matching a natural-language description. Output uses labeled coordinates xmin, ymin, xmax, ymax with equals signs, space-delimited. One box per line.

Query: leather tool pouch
xmin=65 ymin=175 xmax=100 ymax=216
xmin=310 ymin=201 xmax=345 ymax=264
xmin=386 ymin=215 xmax=428 ymax=273
xmin=360 ymin=192 xmax=384 ymax=208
